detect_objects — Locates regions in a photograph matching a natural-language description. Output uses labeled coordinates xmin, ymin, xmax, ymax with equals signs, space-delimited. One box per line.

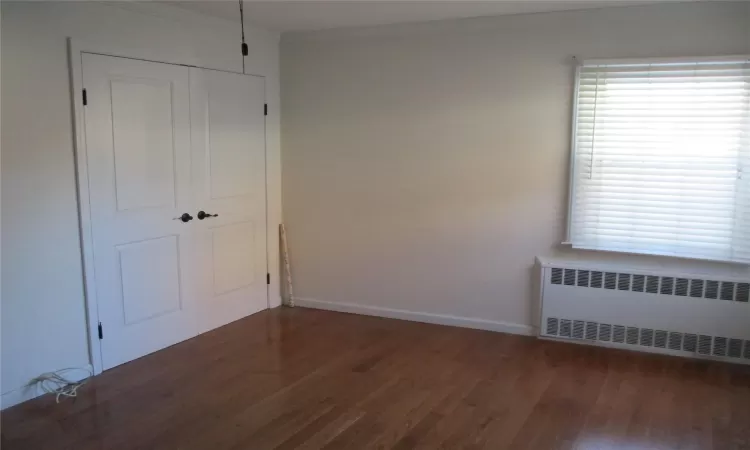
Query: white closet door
xmin=82 ymin=54 xmax=197 ymax=369
xmin=189 ymin=68 xmax=268 ymax=334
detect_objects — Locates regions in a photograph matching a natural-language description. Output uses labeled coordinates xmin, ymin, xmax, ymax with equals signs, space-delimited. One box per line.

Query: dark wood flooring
xmin=2 ymin=307 xmax=750 ymax=449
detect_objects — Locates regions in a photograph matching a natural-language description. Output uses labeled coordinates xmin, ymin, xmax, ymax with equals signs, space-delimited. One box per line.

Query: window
xmin=568 ymin=57 xmax=750 ymax=264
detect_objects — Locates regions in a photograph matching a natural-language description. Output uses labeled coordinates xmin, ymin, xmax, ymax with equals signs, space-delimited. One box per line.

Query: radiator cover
xmin=537 ymin=258 xmax=750 ymax=364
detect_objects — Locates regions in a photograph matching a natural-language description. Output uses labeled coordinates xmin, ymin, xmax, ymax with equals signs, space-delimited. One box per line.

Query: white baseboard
xmin=1 ymin=365 xmax=94 ymax=410
xmin=293 ymin=297 xmax=535 ymax=336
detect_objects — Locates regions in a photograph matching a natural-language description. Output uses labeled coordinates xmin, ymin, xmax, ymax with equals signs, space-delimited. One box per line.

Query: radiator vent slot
xmin=551 ymin=268 xmax=563 ymax=285
xmin=713 ymin=337 xmax=728 ymax=357
xmin=548 ymin=267 xmax=748 ymax=303
xmin=586 ymin=322 xmax=597 ymax=340
xmin=626 ymin=327 xmax=639 ymax=346
xmin=660 ymin=277 xmax=674 ymax=295
xmin=577 ymin=270 xmax=590 ymax=287
xmin=738 ymin=283 xmax=749 ymax=303
xmin=690 ymin=279 xmax=704 ymax=298
xmin=564 ymin=269 xmax=576 ymax=286
xmin=546 ymin=317 xmax=559 ymax=335
xmin=729 ymin=339 xmax=743 ymax=358
xmin=698 ymin=335 xmax=712 ymax=355
xmin=654 ymin=330 xmax=667 ymax=349
xmin=598 ymin=324 xmax=612 ymax=342
xmin=613 ymin=325 xmax=625 ymax=344
xmin=675 ymin=279 xmax=689 ymax=297
xmin=640 ymin=328 xmax=654 ymax=347
xmin=560 ymin=319 xmax=571 ymax=338
xmin=573 ymin=320 xmax=585 ymax=339
xmin=684 ymin=334 xmax=697 ymax=353
xmin=617 ymin=273 xmax=631 ymax=291
xmin=604 ymin=272 xmax=617 ymax=290
xmin=591 ymin=271 xmax=603 ymax=288
xmin=632 ymin=275 xmax=645 ymax=292
xmin=705 ymin=281 xmax=719 ymax=299
xmin=721 ymin=282 xmax=735 ymax=301
xmin=668 ymin=332 xmax=683 ymax=351
xmin=543 ymin=317 xmax=749 ymax=362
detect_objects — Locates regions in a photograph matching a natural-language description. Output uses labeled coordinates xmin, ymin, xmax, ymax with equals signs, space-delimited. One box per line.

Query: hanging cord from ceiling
xmin=239 ymin=0 xmax=248 ymax=74
xmin=26 ymin=367 xmax=93 ymax=403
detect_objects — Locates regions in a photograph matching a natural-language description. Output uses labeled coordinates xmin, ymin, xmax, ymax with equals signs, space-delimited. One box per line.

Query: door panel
xmin=190 ymin=68 xmax=268 ymax=334
xmin=117 ymin=236 xmax=182 ymax=325
xmin=110 ymin=78 xmax=177 ymax=211
xmin=212 ymin=222 xmax=256 ymax=295
xmin=82 ymin=53 xmax=195 ymax=370
xmin=207 ymin=84 xmax=255 ymax=199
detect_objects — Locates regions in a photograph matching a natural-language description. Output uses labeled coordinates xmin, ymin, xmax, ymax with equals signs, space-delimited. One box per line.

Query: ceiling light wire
xmin=239 ymin=0 xmax=247 ymax=74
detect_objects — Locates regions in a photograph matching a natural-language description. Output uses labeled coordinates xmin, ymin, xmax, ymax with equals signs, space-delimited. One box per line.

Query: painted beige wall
xmin=0 ymin=1 xmax=281 ymax=408
xmin=281 ymin=3 xmax=750 ymax=329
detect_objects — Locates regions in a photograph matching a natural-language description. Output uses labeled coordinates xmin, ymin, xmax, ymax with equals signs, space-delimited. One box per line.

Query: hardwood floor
xmin=2 ymin=307 xmax=749 ymax=450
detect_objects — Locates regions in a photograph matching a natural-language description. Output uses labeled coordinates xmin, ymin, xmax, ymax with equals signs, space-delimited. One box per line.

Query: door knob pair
xmin=174 ymin=211 xmax=218 ymax=223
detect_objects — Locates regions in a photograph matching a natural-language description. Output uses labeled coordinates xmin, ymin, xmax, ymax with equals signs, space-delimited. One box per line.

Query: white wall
xmin=281 ymin=3 xmax=750 ymax=331
xmin=0 ymin=1 xmax=281 ymax=408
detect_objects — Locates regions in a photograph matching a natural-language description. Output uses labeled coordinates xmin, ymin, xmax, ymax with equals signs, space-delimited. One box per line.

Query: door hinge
xmin=82 ymin=89 xmax=88 ymax=106
xmin=267 ymin=273 xmax=270 ymax=285
xmin=98 ymin=322 xmax=103 ymax=340
xmin=264 ymin=103 xmax=268 ymax=116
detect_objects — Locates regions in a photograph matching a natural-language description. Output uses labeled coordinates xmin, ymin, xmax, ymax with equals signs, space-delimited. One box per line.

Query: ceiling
xmin=170 ymin=1 xmax=690 ymax=32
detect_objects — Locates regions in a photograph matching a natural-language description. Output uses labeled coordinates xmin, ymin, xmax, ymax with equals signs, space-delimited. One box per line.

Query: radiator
xmin=537 ymin=258 xmax=750 ymax=364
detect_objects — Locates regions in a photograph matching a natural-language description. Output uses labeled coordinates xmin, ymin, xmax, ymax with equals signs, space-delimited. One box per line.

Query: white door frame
xmin=68 ymin=38 xmax=277 ymax=376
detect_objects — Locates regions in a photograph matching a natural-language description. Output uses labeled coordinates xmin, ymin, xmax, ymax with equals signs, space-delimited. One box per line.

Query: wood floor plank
xmin=2 ymin=307 xmax=749 ymax=450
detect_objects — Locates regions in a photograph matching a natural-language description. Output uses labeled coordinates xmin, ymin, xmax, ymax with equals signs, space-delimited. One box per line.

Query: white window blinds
xmin=569 ymin=57 xmax=750 ymax=264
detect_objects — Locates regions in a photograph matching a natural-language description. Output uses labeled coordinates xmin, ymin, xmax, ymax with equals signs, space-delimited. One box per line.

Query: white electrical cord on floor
xmin=26 ymin=367 xmax=93 ymax=403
